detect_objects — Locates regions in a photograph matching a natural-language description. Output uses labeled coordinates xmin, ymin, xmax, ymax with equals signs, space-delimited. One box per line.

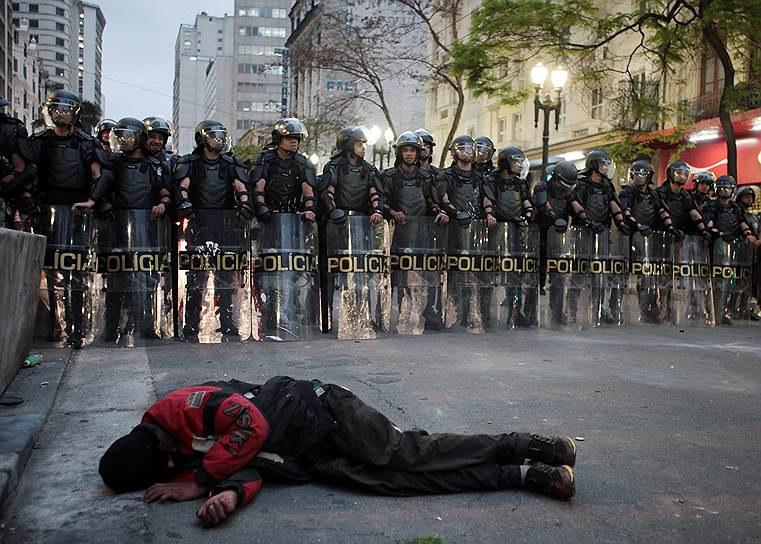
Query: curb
xmin=0 ymin=348 xmax=71 ymax=511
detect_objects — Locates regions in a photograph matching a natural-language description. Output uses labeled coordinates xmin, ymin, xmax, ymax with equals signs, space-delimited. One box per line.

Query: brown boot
xmin=527 ymin=435 xmax=577 ymax=467
xmin=524 ymin=462 xmax=575 ymax=500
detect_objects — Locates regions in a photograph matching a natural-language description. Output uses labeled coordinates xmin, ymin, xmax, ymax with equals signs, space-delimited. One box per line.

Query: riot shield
xmin=492 ymin=223 xmax=540 ymax=328
xmin=712 ymin=239 xmax=754 ymax=326
xmin=671 ymin=235 xmax=714 ymax=327
xmin=177 ymin=209 xmax=252 ymax=342
xmin=251 ymin=213 xmax=320 ymax=341
xmin=626 ymin=231 xmax=672 ymax=325
xmin=389 ymin=216 xmax=447 ymax=335
xmin=95 ymin=210 xmax=173 ymax=346
xmin=444 ymin=219 xmax=495 ymax=332
xmin=324 ymin=215 xmax=391 ymax=339
xmin=588 ymin=228 xmax=629 ymax=327
xmin=36 ymin=205 xmax=99 ymax=347
xmin=541 ymin=226 xmax=590 ymax=330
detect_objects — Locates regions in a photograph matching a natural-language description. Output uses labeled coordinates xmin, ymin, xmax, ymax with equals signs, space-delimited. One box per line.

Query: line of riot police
xmin=2 ymin=89 xmax=760 ymax=348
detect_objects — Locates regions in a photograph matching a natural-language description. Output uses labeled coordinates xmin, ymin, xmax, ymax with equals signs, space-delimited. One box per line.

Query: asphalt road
xmin=1 ymin=326 xmax=760 ymax=543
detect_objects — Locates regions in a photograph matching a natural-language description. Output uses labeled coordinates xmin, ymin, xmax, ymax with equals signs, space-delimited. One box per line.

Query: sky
xmin=98 ymin=0 xmax=235 ymax=122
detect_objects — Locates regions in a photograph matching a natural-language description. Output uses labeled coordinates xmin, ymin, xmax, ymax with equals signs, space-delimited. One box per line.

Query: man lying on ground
xmin=99 ymin=377 xmax=577 ymax=527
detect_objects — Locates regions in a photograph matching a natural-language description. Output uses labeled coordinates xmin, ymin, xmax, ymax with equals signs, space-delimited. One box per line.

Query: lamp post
xmin=368 ymin=125 xmax=381 ymax=167
xmin=531 ymin=62 xmax=568 ymax=178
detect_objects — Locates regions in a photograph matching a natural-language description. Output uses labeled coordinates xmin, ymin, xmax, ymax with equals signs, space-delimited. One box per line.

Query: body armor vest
xmin=691 ymin=189 xmax=709 ymax=208
xmin=494 ymin=177 xmax=524 ymax=221
xmin=113 ymin=158 xmax=159 ymax=209
xmin=445 ymin=167 xmax=481 ymax=217
xmin=334 ymin=165 xmax=369 ymax=212
xmin=265 ymin=156 xmax=301 ymax=212
xmin=659 ymin=186 xmax=691 ymax=229
xmin=189 ymin=158 xmax=234 ymax=209
xmin=583 ymin=181 xmax=610 ymax=224
xmin=630 ymin=190 xmax=657 ymax=227
xmin=388 ymin=169 xmax=428 ymax=216
xmin=38 ymin=133 xmax=89 ymax=202
xmin=715 ymin=203 xmax=740 ymax=236
xmin=548 ymin=184 xmax=571 ymax=220
xmin=744 ymin=210 xmax=760 ymax=236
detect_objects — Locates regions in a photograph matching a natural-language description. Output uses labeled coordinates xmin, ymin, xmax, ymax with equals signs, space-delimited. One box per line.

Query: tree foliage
xmin=451 ymin=0 xmax=761 ymax=177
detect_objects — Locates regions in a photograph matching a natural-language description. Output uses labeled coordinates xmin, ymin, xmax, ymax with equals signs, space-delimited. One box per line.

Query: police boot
xmin=527 ymin=435 xmax=577 ymax=467
xmin=523 ymin=462 xmax=575 ymax=500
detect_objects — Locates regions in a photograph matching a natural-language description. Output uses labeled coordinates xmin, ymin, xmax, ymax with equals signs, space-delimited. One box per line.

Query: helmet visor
xmin=670 ymin=165 xmax=690 ymax=184
xmin=476 ymin=142 xmax=494 ymax=163
xmin=44 ymin=100 xmax=79 ymax=127
xmin=201 ymin=128 xmax=231 ymax=153
xmin=110 ymin=127 xmax=141 ymax=153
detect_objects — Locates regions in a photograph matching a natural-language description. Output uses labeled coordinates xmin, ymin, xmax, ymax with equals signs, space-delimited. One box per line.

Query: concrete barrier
xmin=0 ymin=228 xmax=46 ymax=393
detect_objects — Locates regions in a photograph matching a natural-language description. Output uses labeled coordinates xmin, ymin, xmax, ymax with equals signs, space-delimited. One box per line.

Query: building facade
xmin=286 ymin=0 xmax=426 ymax=164
xmin=10 ymin=0 xmax=104 ymax=109
xmin=10 ymin=17 xmax=44 ymax=127
xmin=172 ymin=1 xmax=290 ymax=155
xmin=1 ymin=0 xmax=13 ymax=101
xmin=424 ymin=0 xmax=761 ymax=186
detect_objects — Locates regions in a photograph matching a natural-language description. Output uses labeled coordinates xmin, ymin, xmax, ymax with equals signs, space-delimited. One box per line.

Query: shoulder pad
xmin=75 ymin=129 xmax=95 ymax=141
xmin=221 ymin=153 xmax=235 ymax=164
xmin=383 ymin=167 xmax=398 ymax=177
xmin=328 ymin=156 xmax=346 ymax=167
xmin=177 ymin=153 xmax=197 ymax=164
xmin=417 ymin=168 xmax=433 ymax=180
xmin=31 ymin=128 xmax=53 ymax=140
xmin=293 ymin=153 xmax=309 ymax=165
xmin=145 ymin=155 xmax=162 ymax=167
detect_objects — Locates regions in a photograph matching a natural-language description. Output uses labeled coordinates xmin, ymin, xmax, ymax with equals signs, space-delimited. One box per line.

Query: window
xmin=28 ymin=4 xmax=38 ymax=13
xmin=56 ymin=7 xmax=64 ymax=16
xmin=56 ymin=22 xmax=65 ymax=32
xmin=28 ymin=19 xmax=38 ymax=28
xmin=55 ymin=53 xmax=64 ymax=61
xmin=701 ymin=47 xmax=724 ymax=96
xmin=238 ymin=26 xmax=287 ymax=38
xmin=237 ymin=119 xmax=254 ymax=130
xmin=238 ymin=8 xmax=288 ymax=18
xmin=497 ymin=117 xmax=507 ymax=144
xmin=237 ymin=63 xmax=283 ymax=75
xmin=591 ymin=87 xmax=603 ymax=119
xmin=12 ymin=3 xmax=19 ymax=10
xmin=512 ymin=112 xmax=522 ymax=140
xmin=238 ymin=45 xmax=279 ymax=56
xmin=56 ymin=37 xmax=64 ymax=46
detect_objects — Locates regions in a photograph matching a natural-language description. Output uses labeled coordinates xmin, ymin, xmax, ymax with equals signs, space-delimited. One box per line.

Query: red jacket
xmin=142 ymin=385 xmax=269 ymax=507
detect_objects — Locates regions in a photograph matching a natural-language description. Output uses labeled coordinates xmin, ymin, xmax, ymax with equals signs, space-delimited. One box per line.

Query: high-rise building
xmin=172 ymin=2 xmax=290 ymax=154
xmin=11 ymin=1 xmax=104 ymax=109
xmin=77 ymin=1 xmax=104 ymax=109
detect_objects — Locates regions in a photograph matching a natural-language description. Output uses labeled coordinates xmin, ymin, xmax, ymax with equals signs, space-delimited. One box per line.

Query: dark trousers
xmin=183 ymin=270 xmax=238 ymax=335
xmin=304 ymin=385 xmax=528 ymax=496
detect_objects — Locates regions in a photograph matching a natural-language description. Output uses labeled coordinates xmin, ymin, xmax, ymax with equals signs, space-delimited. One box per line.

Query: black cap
xmin=99 ymin=424 xmax=174 ymax=492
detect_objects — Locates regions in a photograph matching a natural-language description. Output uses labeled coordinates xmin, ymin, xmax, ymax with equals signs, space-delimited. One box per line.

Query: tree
xmin=451 ymin=0 xmax=761 ymax=178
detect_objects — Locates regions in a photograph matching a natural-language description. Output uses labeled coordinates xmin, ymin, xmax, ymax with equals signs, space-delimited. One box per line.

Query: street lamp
xmin=309 ymin=153 xmax=319 ymax=169
xmin=531 ymin=62 xmax=568 ymax=177
xmin=368 ymin=125 xmax=381 ymax=167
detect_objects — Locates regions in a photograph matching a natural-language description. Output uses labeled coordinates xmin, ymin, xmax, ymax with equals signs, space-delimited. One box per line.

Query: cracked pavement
xmin=2 ymin=327 xmax=761 ymax=543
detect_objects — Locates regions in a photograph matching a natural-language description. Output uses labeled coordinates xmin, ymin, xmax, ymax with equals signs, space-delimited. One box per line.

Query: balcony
xmin=611 ymin=80 xmax=661 ymax=133
xmin=679 ymin=83 xmax=761 ymax=125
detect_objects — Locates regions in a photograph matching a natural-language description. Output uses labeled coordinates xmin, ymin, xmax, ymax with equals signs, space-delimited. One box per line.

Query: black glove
xmin=616 ymin=221 xmax=632 ymax=236
xmin=668 ymin=225 xmax=685 ymax=241
xmin=236 ymin=201 xmax=256 ymax=221
xmin=176 ymin=200 xmax=194 ymax=219
xmin=455 ymin=210 xmax=471 ymax=227
xmin=515 ymin=215 xmax=529 ymax=228
xmin=255 ymin=203 xmax=271 ymax=223
xmin=588 ymin=220 xmax=606 ymax=234
xmin=722 ymin=232 xmax=737 ymax=243
xmin=95 ymin=201 xmax=115 ymax=222
xmin=330 ymin=208 xmax=347 ymax=225
xmin=701 ymin=229 xmax=714 ymax=243
xmin=637 ymin=223 xmax=653 ymax=237
xmin=553 ymin=217 xmax=568 ymax=233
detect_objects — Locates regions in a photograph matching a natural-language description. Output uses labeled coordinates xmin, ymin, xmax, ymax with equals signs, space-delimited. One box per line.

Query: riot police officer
xmin=173 ymin=120 xmax=253 ymax=341
xmin=492 ymin=146 xmax=536 ymax=327
xmin=142 ymin=116 xmax=176 ymax=169
xmin=414 ymin=128 xmax=439 ymax=176
xmin=691 ymin=171 xmax=715 ymax=209
xmin=249 ymin=118 xmax=317 ymax=222
xmin=736 ymin=186 xmax=761 ymax=319
xmin=474 ymin=136 xmax=496 ymax=177
xmin=31 ymin=90 xmax=106 ymax=347
xmin=575 ymin=150 xmax=629 ymax=234
xmin=320 ymin=126 xmax=383 ymax=224
xmin=382 ymin=131 xmax=448 ymax=224
xmin=95 ymin=118 xmax=117 ymax=155
xmin=0 ymin=95 xmax=37 ymax=224
xmin=656 ymin=160 xmax=711 ymax=239
xmin=619 ymin=160 xmax=676 ymax=324
xmin=437 ymin=135 xmax=495 ymax=226
xmin=704 ymin=176 xmax=758 ymax=324
xmin=83 ymin=117 xmax=173 ymax=342
xmin=534 ymin=160 xmax=590 ymax=325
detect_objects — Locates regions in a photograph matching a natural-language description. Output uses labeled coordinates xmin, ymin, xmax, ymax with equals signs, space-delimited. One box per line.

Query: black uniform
xmin=250 ymin=148 xmax=316 ymax=213
xmin=174 ymin=152 xmax=250 ymax=339
xmin=657 ymin=183 xmax=701 ymax=233
xmin=0 ymin=112 xmax=36 ymax=222
xmin=100 ymin=153 xmax=171 ymax=341
xmin=438 ymin=165 xmax=486 ymax=219
xmin=320 ymin=155 xmax=381 ymax=215
xmin=535 ymin=180 xmax=585 ymax=325
xmin=30 ymin=128 xmax=102 ymax=345
xmin=691 ymin=188 xmax=711 ymax=210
